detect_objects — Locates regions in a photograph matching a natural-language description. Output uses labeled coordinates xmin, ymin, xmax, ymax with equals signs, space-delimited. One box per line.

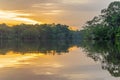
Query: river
xmin=0 ymin=40 xmax=119 ymax=80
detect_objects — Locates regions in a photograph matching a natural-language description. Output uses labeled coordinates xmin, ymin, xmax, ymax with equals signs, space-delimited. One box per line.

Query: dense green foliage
xmin=80 ymin=1 xmax=120 ymax=77
xmin=0 ymin=23 xmax=82 ymax=54
xmin=83 ymin=1 xmax=120 ymax=40
xmin=0 ymin=23 xmax=81 ymax=40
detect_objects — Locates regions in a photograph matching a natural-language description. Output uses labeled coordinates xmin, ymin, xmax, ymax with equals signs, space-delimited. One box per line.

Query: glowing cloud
xmin=43 ymin=10 xmax=62 ymax=15
xmin=0 ymin=0 xmax=116 ymax=28
xmin=63 ymin=0 xmax=90 ymax=4
xmin=0 ymin=10 xmax=41 ymax=25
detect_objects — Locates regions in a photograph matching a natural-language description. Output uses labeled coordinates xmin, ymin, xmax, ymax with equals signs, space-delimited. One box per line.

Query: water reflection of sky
xmin=0 ymin=47 xmax=119 ymax=80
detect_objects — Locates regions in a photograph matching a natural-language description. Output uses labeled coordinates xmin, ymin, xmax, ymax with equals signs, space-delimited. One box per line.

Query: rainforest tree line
xmin=83 ymin=1 xmax=120 ymax=40
xmin=0 ymin=23 xmax=81 ymax=40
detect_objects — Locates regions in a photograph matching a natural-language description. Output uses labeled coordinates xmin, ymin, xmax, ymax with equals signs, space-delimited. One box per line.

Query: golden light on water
xmin=0 ymin=46 xmax=77 ymax=68
xmin=0 ymin=51 xmax=44 ymax=68
xmin=0 ymin=46 xmax=111 ymax=80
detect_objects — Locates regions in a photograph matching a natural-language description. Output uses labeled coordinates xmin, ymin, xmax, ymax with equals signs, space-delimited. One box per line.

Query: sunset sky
xmin=0 ymin=0 xmax=116 ymax=29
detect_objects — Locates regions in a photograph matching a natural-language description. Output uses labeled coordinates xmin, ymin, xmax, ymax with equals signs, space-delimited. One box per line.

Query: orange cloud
xmin=0 ymin=10 xmax=41 ymax=25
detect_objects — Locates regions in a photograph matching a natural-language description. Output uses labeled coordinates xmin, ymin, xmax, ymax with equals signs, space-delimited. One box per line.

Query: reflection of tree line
xmin=80 ymin=40 xmax=120 ymax=77
xmin=0 ymin=40 xmax=80 ymax=55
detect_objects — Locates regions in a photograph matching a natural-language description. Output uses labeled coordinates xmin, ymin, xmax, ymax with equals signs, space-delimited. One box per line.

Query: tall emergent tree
xmin=83 ymin=1 xmax=120 ymax=40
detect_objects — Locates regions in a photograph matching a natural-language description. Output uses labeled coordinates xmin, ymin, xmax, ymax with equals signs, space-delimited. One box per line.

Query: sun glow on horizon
xmin=69 ymin=26 xmax=79 ymax=31
xmin=0 ymin=10 xmax=42 ymax=25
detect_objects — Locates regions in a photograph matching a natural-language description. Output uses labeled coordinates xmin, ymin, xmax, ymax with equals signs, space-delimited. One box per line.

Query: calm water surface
xmin=0 ymin=40 xmax=119 ymax=80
